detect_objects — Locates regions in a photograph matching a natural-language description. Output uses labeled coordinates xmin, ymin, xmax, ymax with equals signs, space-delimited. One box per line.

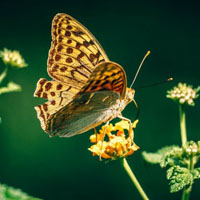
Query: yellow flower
xmin=0 ymin=48 xmax=27 ymax=68
xmin=88 ymin=120 xmax=139 ymax=160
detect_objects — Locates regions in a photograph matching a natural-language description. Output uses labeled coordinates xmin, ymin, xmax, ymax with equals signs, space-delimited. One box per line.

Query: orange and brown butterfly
xmin=34 ymin=13 xmax=137 ymax=137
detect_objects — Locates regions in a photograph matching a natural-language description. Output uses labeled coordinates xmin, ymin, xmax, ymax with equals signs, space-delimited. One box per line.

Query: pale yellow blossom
xmin=167 ymin=83 xmax=200 ymax=106
xmin=0 ymin=48 xmax=27 ymax=68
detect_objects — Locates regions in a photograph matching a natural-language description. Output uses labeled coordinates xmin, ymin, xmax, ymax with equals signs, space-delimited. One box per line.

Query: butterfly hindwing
xmin=46 ymin=91 xmax=120 ymax=137
xmin=34 ymin=78 xmax=80 ymax=130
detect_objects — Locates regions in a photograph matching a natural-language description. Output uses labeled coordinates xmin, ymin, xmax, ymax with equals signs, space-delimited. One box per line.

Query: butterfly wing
xmin=80 ymin=61 xmax=127 ymax=99
xmin=48 ymin=13 xmax=109 ymax=86
xmin=46 ymin=91 xmax=120 ymax=137
xmin=34 ymin=78 xmax=80 ymax=131
xmin=45 ymin=62 xmax=127 ymax=137
xmin=34 ymin=13 xmax=109 ymax=132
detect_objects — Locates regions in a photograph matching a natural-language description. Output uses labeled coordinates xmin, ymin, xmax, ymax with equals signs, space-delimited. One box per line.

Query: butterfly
xmin=34 ymin=13 xmax=137 ymax=137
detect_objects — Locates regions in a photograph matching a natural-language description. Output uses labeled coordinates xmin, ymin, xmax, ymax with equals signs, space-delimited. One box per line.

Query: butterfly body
xmin=34 ymin=13 xmax=135 ymax=137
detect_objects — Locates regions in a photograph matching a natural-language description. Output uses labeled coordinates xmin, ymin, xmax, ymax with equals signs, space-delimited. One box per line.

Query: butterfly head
xmin=125 ymin=88 xmax=135 ymax=105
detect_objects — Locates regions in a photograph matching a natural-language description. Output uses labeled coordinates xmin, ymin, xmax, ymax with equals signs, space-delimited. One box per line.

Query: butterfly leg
xmin=117 ymin=115 xmax=134 ymax=142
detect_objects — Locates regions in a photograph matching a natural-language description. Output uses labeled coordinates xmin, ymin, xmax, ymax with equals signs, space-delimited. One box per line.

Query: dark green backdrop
xmin=0 ymin=0 xmax=200 ymax=199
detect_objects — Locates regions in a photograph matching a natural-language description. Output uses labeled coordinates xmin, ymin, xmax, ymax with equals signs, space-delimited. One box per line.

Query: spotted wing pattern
xmin=48 ymin=13 xmax=109 ymax=87
xmin=34 ymin=13 xmax=109 ymax=132
xmin=34 ymin=78 xmax=79 ymax=130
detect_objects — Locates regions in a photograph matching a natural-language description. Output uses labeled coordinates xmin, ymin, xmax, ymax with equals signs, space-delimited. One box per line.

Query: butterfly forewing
xmin=81 ymin=61 xmax=127 ymax=99
xmin=48 ymin=13 xmax=109 ymax=87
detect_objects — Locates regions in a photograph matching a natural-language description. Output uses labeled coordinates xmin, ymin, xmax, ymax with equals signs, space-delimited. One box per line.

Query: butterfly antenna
xmin=137 ymin=77 xmax=173 ymax=89
xmin=130 ymin=51 xmax=151 ymax=89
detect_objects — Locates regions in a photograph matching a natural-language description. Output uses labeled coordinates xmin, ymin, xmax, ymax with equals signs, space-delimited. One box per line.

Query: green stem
xmin=183 ymin=156 xmax=194 ymax=200
xmin=189 ymin=156 xmax=194 ymax=170
xmin=179 ymin=104 xmax=187 ymax=146
xmin=179 ymin=104 xmax=193 ymax=200
xmin=120 ymin=158 xmax=149 ymax=200
xmin=181 ymin=156 xmax=193 ymax=200
xmin=182 ymin=186 xmax=191 ymax=200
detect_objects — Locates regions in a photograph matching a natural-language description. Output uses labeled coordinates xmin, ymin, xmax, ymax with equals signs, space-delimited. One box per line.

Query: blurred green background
xmin=0 ymin=0 xmax=200 ymax=199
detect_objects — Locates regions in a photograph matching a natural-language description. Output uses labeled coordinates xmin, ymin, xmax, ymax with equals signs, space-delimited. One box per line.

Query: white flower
xmin=167 ymin=83 xmax=200 ymax=106
xmin=0 ymin=48 xmax=27 ymax=68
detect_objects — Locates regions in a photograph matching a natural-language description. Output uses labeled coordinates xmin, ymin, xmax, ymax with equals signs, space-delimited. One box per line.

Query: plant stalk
xmin=179 ymin=104 xmax=187 ymax=146
xmin=182 ymin=156 xmax=194 ymax=200
xmin=120 ymin=158 xmax=149 ymax=200
xmin=182 ymin=186 xmax=191 ymax=200
xmin=179 ymin=104 xmax=193 ymax=200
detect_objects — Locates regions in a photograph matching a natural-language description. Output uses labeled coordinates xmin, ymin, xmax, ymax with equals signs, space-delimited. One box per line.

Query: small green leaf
xmin=0 ymin=81 xmax=21 ymax=95
xmin=0 ymin=183 xmax=42 ymax=200
xmin=167 ymin=166 xmax=193 ymax=193
xmin=142 ymin=151 xmax=162 ymax=164
xmin=142 ymin=145 xmax=181 ymax=167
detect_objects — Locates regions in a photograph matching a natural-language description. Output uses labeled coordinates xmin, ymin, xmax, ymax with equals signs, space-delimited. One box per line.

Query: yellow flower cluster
xmin=167 ymin=83 xmax=200 ymax=106
xmin=0 ymin=48 xmax=27 ymax=68
xmin=88 ymin=120 xmax=139 ymax=160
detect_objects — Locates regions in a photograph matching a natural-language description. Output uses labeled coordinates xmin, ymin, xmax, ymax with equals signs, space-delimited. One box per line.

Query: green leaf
xmin=142 ymin=145 xmax=181 ymax=167
xmin=142 ymin=151 xmax=162 ymax=164
xmin=0 ymin=81 xmax=21 ymax=95
xmin=167 ymin=166 xmax=193 ymax=193
xmin=0 ymin=183 xmax=42 ymax=200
